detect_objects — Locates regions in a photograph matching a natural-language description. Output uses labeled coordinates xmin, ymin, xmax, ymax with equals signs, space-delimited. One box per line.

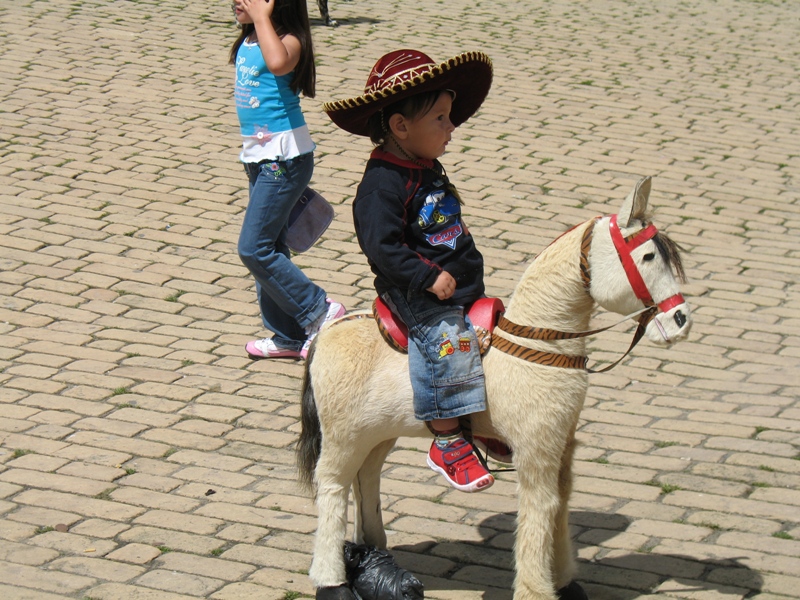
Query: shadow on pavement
xmin=391 ymin=511 xmax=763 ymax=599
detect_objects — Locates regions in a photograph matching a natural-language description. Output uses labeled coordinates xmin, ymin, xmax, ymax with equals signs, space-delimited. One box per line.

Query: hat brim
xmin=324 ymin=51 xmax=493 ymax=137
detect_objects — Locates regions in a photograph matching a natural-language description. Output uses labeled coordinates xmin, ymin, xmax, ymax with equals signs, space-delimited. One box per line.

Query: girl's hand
xmin=239 ymin=0 xmax=301 ymax=75
xmin=240 ymin=0 xmax=273 ymax=24
xmin=427 ymin=271 xmax=457 ymax=300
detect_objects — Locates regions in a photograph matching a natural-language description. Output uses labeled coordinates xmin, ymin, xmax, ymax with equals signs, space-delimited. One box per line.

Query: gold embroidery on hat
xmin=323 ymin=52 xmax=493 ymax=115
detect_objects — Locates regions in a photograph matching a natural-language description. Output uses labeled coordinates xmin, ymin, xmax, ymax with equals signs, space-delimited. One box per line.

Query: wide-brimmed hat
xmin=323 ymin=49 xmax=492 ymax=137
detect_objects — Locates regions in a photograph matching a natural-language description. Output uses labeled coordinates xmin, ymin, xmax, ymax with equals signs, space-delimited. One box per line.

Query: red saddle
xmin=372 ymin=297 xmax=506 ymax=353
xmin=372 ymin=296 xmax=514 ymax=464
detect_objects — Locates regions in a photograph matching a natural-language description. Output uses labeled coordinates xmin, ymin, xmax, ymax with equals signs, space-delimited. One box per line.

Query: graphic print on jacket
xmin=416 ymin=185 xmax=464 ymax=251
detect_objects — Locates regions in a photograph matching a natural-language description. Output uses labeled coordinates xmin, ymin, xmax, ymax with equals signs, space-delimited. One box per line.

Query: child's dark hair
xmin=229 ymin=0 xmax=316 ymax=98
xmin=366 ymin=90 xmax=445 ymax=145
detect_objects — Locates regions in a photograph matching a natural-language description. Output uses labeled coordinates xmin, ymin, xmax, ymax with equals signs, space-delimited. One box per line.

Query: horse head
xmin=589 ymin=177 xmax=693 ymax=346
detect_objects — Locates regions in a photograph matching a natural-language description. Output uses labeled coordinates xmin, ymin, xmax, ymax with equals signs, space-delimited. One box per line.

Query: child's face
xmin=233 ymin=1 xmax=253 ymax=25
xmin=234 ymin=0 xmax=274 ymax=25
xmin=398 ymin=92 xmax=455 ymax=161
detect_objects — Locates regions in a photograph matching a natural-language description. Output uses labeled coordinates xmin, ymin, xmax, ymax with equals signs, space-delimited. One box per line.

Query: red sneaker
xmin=427 ymin=438 xmax=494 ymax=493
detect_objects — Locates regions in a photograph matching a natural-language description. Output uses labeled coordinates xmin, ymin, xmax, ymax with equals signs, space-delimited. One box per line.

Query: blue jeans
xmin=238 ymin=153 xmax=327 ymax=350
xmin=382 ymin=288 xmax=486 ymax=422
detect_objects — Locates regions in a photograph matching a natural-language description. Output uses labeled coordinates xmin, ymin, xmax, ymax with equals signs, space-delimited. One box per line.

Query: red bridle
xmin=608 ymin=214 xmax=684 ymax=314
xmin=493 ymin=215 xmax=688 ymax=372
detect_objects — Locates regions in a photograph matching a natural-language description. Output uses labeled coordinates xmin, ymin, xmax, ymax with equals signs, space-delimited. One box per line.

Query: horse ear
xmin=618 ymin=176 xmax=652 ymax=227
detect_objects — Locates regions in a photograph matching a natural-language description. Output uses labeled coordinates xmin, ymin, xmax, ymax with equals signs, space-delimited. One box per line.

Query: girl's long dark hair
xmin=229 ymin=0 xmax=316 ymax=98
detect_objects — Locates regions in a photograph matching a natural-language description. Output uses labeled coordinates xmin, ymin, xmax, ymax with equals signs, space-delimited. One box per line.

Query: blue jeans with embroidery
xmin=239 ymin=153 xmax=327 ymax=350
xmin=382 ymin=288 xmax=486 ymax=422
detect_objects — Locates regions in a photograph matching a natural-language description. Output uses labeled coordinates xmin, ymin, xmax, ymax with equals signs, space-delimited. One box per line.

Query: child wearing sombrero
xmin=325 ymin=49 xmax=498 ymax=492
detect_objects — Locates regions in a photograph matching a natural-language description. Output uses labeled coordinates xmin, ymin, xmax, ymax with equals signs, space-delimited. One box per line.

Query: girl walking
xmin=231 ymin=0 xmax=344 ymax=360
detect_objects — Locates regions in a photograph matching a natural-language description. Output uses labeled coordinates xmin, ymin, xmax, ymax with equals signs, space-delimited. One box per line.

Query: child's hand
xmin=427 ymin=271 xmax=456 ymax=300
xmin=240 ymin=0 xmax=273 ymax=23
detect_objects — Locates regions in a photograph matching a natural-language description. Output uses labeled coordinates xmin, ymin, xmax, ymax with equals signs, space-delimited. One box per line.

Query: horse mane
xmin=503 ymin=219 xmax=596 ymax=336
xmin=635 ymin=210 xmax=686 ymax=283
xmin=653 ymin=232 xmax=686 ymax=283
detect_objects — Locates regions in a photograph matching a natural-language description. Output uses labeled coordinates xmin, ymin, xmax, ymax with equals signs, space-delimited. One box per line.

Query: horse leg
xmin=512 ymin=447 xmax=563 ymax=600
xmin=309 ymin=442 xmax=366 ymax=591
xmin=352 ymin=438 xmax=396 ymax=548
xmin=552 ymin=434 xmax=578 ymax=591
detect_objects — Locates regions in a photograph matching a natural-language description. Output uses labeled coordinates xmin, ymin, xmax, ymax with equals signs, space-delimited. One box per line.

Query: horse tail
xmin=296 ymin=343 xmax=321 ymax=495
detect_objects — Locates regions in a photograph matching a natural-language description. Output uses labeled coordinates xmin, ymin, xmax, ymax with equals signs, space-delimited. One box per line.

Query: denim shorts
xmin=382 ymin=288 xmax=486 ymax=421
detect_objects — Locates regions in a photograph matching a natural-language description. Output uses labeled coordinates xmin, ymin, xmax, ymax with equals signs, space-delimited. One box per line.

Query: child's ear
xmin=388 ymin=113 xmax=409 ymax=140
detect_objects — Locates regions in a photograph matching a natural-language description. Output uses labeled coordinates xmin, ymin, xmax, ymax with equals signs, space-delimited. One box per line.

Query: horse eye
xmin=643 ymin=253 xmax=655 ymax=262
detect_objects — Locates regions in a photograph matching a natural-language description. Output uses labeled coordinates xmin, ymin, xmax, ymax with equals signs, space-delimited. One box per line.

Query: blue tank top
xmin=234 ymin=39 xmax=315 ymax=162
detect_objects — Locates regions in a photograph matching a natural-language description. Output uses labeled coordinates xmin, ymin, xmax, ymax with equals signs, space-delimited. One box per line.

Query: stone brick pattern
xmin=0 ymin=0 xmax=797 ymax=598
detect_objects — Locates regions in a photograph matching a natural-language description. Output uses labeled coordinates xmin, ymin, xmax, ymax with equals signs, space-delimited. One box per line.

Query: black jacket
xmin=352 ymin=149 xmax=484 ymax=305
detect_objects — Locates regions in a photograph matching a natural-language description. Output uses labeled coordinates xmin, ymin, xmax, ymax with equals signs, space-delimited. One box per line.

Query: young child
xmin=231 ymin=0 xmax=344 ymax=360
xmin=324 ymin=49 xmax=496 ymax=492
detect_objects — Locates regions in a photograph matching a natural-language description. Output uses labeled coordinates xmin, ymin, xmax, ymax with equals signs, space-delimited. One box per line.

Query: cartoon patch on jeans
xmin=458 ymin=337 xmax=471 ymax=352
xmin=263 ymin=161 xmax=285 ymax=178
xmin=438 ymin=338 xmax=455 ymax=358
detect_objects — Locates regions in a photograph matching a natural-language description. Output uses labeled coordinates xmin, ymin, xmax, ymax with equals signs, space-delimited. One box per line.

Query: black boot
xmin=343 ymin=541 xmax=424 ymax=599
xmin=317 ymin=584 xmax=356 ymax=600
xmin=557 ymin=580 xmax=588 ymax=600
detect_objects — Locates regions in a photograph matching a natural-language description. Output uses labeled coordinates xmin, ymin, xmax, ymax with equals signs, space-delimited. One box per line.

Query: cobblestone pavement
xmin=1 ymin=0 xmax=798 ymax=598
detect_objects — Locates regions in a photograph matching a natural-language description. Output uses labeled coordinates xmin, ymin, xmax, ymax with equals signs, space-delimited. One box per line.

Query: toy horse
xmin=298 ymin=177 xmax=692 ymax=599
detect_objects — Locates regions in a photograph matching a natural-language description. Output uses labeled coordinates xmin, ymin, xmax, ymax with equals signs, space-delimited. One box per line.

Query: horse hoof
xmin=316 ymin=584 xmax=356 ymax=600
xmin=558 ymin=580 xmax=588 ymax=600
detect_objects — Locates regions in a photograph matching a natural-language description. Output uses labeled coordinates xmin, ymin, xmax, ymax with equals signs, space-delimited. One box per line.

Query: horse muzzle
xmin=646 ymin=297 xmax=693 ymax=346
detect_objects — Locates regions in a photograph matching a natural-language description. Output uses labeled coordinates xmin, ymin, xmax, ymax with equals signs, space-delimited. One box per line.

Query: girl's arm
xmin=239 ymin=0 xmax=301 ymax=75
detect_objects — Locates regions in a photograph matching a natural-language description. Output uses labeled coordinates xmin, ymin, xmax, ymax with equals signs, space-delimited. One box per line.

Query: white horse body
xmin=299 ymin=178 xmax=692 ymax=600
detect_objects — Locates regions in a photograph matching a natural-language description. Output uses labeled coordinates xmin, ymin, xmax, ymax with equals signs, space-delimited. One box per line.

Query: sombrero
xmin=323 ymin=49 xmax=493 ymax=137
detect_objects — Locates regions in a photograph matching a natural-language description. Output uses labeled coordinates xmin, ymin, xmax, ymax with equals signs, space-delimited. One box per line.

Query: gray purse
xmin=286 ymin=187 xmax=334 ymax=253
